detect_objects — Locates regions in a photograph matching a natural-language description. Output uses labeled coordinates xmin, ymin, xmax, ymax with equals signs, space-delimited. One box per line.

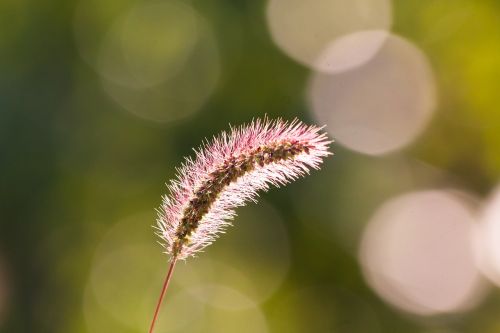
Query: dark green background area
xmin=1 ymin=0 xmax=499 ymax=332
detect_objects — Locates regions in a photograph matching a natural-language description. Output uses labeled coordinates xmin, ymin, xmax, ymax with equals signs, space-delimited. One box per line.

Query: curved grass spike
xmin=149 ymin=117 xmax=332 ymax=333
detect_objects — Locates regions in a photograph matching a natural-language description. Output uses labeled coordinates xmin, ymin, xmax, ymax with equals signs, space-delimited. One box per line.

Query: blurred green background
xmin=1 ymin=0 xmax=500 ymax=332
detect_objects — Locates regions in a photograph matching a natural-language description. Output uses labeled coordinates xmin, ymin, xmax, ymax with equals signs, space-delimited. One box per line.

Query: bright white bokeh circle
xmin=359 ymin=190 xmax=484 ymax=315
xmin=474 ymin=186 xmax=500 ymax=286
xmin=308 ymin=34 xmax=437 ymax=155
xmin=266 ymin=0 xmax=392 ymax=72
xmin=314 ymin=30 xmax=390 ymax=73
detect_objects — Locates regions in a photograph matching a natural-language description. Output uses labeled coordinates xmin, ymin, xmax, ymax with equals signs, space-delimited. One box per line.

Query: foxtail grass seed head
xmin=149 ymin=118 xmax=331 ymax=333
xmin=156 ymin=117 xmax=332 ymax=260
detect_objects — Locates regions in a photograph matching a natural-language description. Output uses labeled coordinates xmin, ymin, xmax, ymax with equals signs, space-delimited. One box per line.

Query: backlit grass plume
xmin=149 ymin=117 xmax=332 ymax=333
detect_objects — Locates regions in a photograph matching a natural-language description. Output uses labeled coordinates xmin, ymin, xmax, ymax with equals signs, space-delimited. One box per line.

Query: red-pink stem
xmin=149 ymin=258 xmax=177 ymax=333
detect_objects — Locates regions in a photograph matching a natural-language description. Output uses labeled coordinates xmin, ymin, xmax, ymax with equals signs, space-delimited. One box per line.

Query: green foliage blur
xmin=1 ymin=0 xmax=499 ymax=332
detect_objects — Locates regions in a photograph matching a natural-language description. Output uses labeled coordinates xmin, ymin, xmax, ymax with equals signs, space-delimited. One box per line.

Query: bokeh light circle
xmin=308 ymin=34 xmax=437 ymax=155
xmin=188 ymin=201 xmax=291 ymax=306
xmin=89 ymin=244 xmax=168 ymax=329
xmin=75 ymin=0 xmax=220 ymax=123
xmin=266 ymin=0 xmax=392 ymax=73
xmin=180 ymin=284 xmax=269 ymax=333
xmin=85 ymin=212 xmax=205 ymax=332
xmin=84 ymin=279 xmax=204 ymax=333
xmin=97 ymin=1 xmax=200 ymax=89
xmin=315 ymin=30 xmax=390 ymax=73
xmin=188 ymin=283 xmax=255 ymax=310
xmin=359 ymin=190 xmax=484 ymax=315
xmin=474 ymin=186 xmax=500 ymax=287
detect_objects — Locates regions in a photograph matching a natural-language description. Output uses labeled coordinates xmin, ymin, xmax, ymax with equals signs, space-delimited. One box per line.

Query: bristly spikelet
xmin=156 ymin=117 xmax=332 ymax=260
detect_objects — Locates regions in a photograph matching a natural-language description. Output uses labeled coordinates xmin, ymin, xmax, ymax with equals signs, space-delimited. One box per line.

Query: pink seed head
xmin=156 ymin=117 xmax=332 ymax=260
